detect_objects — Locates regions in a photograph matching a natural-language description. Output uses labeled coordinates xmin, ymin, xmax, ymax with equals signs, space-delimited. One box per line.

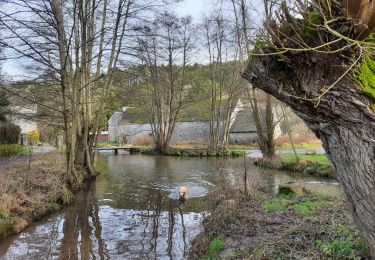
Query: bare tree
xmin=0 ymin=0 xmax=162 ymax=181
xmin=230 ymin=0 xmax=279 ymax=158
xmin=135 ymin=12 xmax=196 ymax=153
xmin=202 ymin=13 xmax=242 ymax=150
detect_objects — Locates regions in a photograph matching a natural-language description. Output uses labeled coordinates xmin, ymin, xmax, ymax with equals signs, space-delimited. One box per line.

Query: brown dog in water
xmin=179 ymin=187 xmax=189 ymax=201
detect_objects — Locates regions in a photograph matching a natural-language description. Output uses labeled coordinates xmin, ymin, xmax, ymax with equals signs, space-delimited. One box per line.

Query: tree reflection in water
xmin=58 ymin=181 xmax=109 ymax=259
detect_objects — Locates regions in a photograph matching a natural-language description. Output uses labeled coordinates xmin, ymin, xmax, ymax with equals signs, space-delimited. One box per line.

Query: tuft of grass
xmin=262 ymin=195 xmax=327 ymax=217
xmin=316 ymin=234 xmax=367 ymax=259
xmin=204 ymin=236 xmax=224 ymax=260
xmin=262 ymin=196 xmax=291 ymax=212
xmin=326 ymin=223 xmax=368 ymax=256
xmin=289 ymin=200 xmax=326 ymax=216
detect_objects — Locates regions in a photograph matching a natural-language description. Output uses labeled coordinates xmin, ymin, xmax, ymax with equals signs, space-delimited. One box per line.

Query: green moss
xmin=357 ymin=56 xmax=375 ymax=109
xmin=278 ymin=184 xmax=295 ymax=196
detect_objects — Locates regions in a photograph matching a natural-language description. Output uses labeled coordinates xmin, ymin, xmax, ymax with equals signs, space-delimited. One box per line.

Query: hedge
xmin=0 ymin=144 xmax=23 ymax=157
xmin=0 ymin=123 xmax=21 ymax=144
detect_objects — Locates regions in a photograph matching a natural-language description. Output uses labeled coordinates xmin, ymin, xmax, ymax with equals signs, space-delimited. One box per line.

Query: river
xmin=0 ymin=154 xmax=341 ymax=259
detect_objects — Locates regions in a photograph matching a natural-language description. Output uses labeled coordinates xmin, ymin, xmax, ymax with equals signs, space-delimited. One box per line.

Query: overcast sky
xmin=2 ymin=0 xmax=263 ymax=79
xmin=175 ymin=0 xmax=211 ymax=18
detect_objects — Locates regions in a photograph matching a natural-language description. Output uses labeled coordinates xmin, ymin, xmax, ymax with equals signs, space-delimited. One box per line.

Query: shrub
xmin=132 ymin=135 xmax=154 ymax=146
xmin=0 ymin=144 xmax=23 ymax=156
xmin=27 ymin=129 xmax=39 ymax=146
xmin=303 ymin=165 xmax=318 ymax=175
xmin=0 ymin=123 xmax=21 ymax=144
xmin=316 ymin=164 xmax=333 ymax=177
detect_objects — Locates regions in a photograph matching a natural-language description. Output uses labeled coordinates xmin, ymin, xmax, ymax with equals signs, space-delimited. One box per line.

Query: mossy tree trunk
xmin=242 ymin=51 xmax=375 ymax=256
xmin=241 ymin=0 xmax=375 ymax=254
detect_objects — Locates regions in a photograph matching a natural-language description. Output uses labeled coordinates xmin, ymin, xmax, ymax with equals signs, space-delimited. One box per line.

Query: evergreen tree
xmin=0 ymin=90 xmax=9 ymax=122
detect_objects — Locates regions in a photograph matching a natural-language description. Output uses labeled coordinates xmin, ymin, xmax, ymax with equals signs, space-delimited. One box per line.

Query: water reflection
xmin=0 ymin=154 xmax=341 ymax=260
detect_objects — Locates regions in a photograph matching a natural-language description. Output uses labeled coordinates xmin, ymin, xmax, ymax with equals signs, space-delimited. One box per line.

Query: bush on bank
xmin=256 ymin=154 xmax=334 ymax=178
xmin=0 ymin=144 xmax=23 ymax=157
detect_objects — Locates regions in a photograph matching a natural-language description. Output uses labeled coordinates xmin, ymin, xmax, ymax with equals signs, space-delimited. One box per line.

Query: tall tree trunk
xmin=281 ymin=105 xmax=299 ymax=162
xmin=242 ymin=54 xmax=375 ymax=256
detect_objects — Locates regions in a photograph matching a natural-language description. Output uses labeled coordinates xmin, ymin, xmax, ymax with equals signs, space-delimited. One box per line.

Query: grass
xmin=276 ymin=142 xmax=323 ymax=150
xmin=289 ymin=199 xmax=327 ymax=216
xmin=262 ymin=194 xmax=327 ymax=217
xmin=97 ymin=141 xmax=120 ymax=148
xmin=262 ymin=196 xmax=291 ymax=212
xmin=281 ymin=153 xmax=330 ymax=165
xmin=204 ymin=236 xmax=224 ymax=260
xmin=315 ymin=223 xmax=368 ymax=259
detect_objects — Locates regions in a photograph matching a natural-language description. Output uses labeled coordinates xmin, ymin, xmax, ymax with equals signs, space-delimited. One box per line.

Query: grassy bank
xmin=256 ymin=153 xmax=334 ymax=178
xmin=189 ymin=187 xmax=369 ymax=259
xmin=0 ymin=153 xmax=84 ymax=240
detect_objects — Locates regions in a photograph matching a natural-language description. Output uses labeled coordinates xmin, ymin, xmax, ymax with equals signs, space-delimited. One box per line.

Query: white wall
xmin=10 ymin=106 xmax=38 ymax=134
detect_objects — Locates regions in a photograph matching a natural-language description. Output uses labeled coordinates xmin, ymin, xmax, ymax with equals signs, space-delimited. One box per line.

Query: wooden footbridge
xmin=96 ymin=146 xmax=136 ymax=155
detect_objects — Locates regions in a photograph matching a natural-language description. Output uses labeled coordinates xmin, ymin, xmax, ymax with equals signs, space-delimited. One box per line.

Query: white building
xmin=108 ymin=101 xmax=282 ymax=145
xmin=9 ymin=104 xmax=38 ymax=134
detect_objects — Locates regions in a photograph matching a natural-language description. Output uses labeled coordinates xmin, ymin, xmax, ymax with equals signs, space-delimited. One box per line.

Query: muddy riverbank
xmin=189 ymin=185 xmax=369 ymax=259
xmin=0 ymin=153 xmax=84 ymax=240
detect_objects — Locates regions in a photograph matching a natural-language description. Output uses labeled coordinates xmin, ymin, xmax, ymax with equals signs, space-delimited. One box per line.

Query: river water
xmin=0 ymin=154 xmax=341 ymax=259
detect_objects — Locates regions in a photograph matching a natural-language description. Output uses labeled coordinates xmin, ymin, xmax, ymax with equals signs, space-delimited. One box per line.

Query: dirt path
xmin=0 ymin=146 xmax=56 ymax=171
xmin=0 ymin=155 xmax=29 ymax=171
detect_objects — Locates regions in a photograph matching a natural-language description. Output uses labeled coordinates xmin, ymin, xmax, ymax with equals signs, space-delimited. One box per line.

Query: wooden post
xmin=243 ymin=151 xmax=248 ymax=192
xmin=114 ymin=148 xmax=118 ymax=155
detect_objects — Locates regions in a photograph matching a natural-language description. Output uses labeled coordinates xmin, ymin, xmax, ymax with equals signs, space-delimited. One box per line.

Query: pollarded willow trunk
xmin=242 ymin=52 xmax=375 ymax=256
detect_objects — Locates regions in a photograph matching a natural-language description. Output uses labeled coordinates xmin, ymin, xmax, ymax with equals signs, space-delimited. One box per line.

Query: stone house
xmin=9 ymin=104 xmax=38 ymax=134
xmin=228 ymin=108 xmax=282 ymax=145
xmin=108 ymin=101 xmax=281 ymax=145
xmin=108 ymin=109 xmax=210 ymax=145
